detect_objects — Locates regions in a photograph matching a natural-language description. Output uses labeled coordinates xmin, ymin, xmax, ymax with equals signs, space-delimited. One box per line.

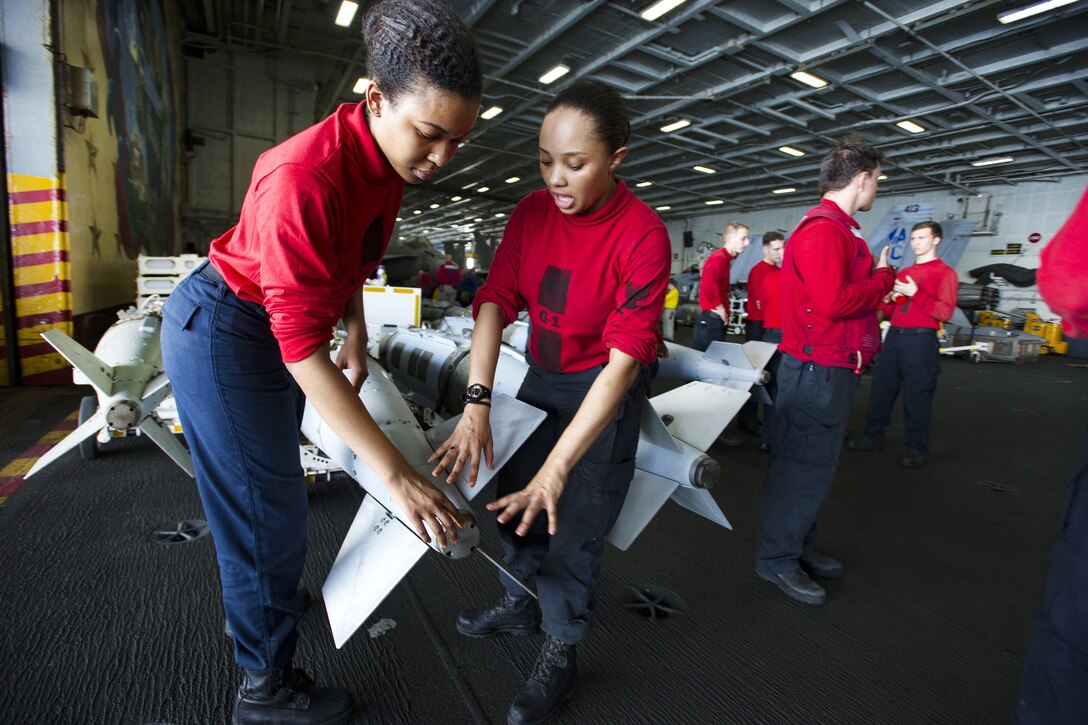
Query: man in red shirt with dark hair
xmin=693 ymin=221 xmax=750 ymax=351
xmin=848 ymin=221 xmax=958 ymax=468
xmin=738 ymin=230 xmax=786 ymax=436
xmin=756 ymin=138 xmax=894 ymax=606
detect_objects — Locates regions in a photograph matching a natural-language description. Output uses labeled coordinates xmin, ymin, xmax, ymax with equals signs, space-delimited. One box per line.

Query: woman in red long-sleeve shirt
xmin=160 ymin=2 xmax=481 ymax=722
xmin=430 ymin=79 xmax=670 ymax=725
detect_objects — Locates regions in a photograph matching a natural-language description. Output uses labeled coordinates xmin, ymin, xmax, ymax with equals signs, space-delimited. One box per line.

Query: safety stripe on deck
xmin=0 ymin=412 xmax=78 ymax=506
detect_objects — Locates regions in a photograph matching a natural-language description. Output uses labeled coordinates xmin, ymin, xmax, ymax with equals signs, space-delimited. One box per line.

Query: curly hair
xmin=546 ymin=79 xmax=631 ymax=154
xmin=818 ymin=135 xmax=885 ymax=194
xmin=363 ymin=0 xmax=483 ymax=103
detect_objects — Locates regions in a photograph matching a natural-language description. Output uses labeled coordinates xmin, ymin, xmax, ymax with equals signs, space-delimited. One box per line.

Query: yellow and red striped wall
xmin=6 ymin=173 xmax=73 ymax=385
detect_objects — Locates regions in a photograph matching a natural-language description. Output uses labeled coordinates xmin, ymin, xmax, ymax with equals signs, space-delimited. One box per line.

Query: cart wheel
xmin=78 ymin=396 xmax=99 ymax=460
xmin=970 ymin=351 xmax=981 ymax=364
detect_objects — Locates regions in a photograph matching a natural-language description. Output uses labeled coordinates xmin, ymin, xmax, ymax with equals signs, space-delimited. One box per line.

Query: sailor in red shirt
xmin=848 ymin=221 xmax=958 ymax=467
xmin=755 ymin=261 xmax=785 ymax=451
xmin=738 ymin=230 xmax=786 ymax=435
xmin=434 ymin=253 xmax=462 ymax=302
xmin=756 ymin=138 xmax=894 ymax=607
xmin=159 ymin=3 xmax=482 ymax=721
xmin=693 ymin=222 xmax=750 ymax=351
xmin=430 ymin=80 xmax=670 ymax=725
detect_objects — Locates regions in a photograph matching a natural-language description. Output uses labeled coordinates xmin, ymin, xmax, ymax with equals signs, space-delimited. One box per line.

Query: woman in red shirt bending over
xmin=431 ymin=79 xmax=671 ymax=725
xmin=160 ymin=2 xmax=481 ymax=723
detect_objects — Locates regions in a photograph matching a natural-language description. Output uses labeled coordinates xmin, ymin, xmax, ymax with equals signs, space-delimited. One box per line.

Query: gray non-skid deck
xmin=0 ymin=342 xmax=1084 ymax=724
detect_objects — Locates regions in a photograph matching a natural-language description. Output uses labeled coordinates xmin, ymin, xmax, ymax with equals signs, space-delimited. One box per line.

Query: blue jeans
xmin=757 ymin=354 xmax=859 ymax=573
xmin=497 ymin=358 xmax=649 ymax=644
xmin=863 ymin=328 xmax=941 ymax=454
xmin=161 ymin=264 xmax=309 ymax=672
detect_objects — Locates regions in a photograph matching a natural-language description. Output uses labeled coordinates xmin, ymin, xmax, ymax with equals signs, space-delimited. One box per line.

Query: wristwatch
xmin=460 ymin=383 xmax=492 ymax=406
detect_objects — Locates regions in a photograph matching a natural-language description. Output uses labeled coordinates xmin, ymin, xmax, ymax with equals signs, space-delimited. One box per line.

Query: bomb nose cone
xmin=106 ymin=400 xmax=140 ymax=430
xmin=691 ymin=455 xmax=720 ymax=489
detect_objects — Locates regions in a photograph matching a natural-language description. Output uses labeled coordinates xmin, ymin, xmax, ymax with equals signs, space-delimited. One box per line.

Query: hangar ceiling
xmin=179 ymin=0 xmax=1088 ymax=241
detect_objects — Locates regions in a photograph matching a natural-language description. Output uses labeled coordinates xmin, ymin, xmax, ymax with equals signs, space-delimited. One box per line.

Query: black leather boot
xmin=232 ymin=666 xmax=354 ymax=725
xmin=456 ymin=593 xmax=540 ymax=638
xmin=507 ymin=635 xmax=577 ymax=725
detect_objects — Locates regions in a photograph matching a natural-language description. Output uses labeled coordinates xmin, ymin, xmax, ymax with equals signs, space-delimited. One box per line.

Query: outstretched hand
xmin=429 ymin=405 xmax=494 ymax=486
xmin=488 ymin=466 xmax=567 ymax=536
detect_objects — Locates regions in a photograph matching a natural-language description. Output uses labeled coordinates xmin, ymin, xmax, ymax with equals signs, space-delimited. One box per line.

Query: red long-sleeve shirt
xmin=473 ymin=180 xmax=671 ymax=372
xmin=208 ymin=103 xmax=404 ymax=363
xmin=699 ymin=248 xmax=732 ymax=312
xmin=780 ymin=200 xmax=895 ymax=370
xmin=880 ymin=259 xmax=958 ymax=329
xmin=746 ymin=260 xmax=776 ymax=322
xmin=763 ymin=268 xmax=782 ymax=330
xmin=1038 ymin=184 xmax=1088 ymax=338
xmin=435 ymin=261 xmax=462 ymax=286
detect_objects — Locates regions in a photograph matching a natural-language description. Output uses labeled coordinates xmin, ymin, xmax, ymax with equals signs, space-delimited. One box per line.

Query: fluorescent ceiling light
xmin=705 ymin=200 xmax=724 ymax=205
xmin=998 ymin=0 xmax=1078 ymax=24
xmin=351 ymin=77 xmax=367 ymax=95
xmin=451 ymin=196 xmax=463 ymax=202
xmin=790 ymin=70 xmax=828 ymax=89
xmin=334 ymin=1 xmax=359 ymax=27
xmin=660 ymin=119 xmax=691 ymax=133
xmin=655 ymin=205 xmax=672 ymax=211
xmin=896 ymin=120 xmax=926 ymax=134
xmin=413 ymin=210 xmax=422 ymax=215
xmin=505 ymin=177 xmax=520 ymax=184
xmin=481 ymin=106 xmax=503 ymax=120
xmin=462 ymin=181 xmax=479 ymax=189
xmin=772 ymin=187 xmax=797 ymax=194
xmin=395 ymin=217 xmax=403 ymax=222
xmin=429 ymin=203 xmax=440 ymax=209
xmin=476 ymin=186 xmax=490 ymax=193
xmin=474 ymin=217 xmax=483 ymax=222
xmin=971 ymin=156 xmax=1015 ymax=167
xmin=641 ymin=0 xmax=689 ymax=21
xmin=539 ymin=65 xmax=570 ymax=85
xmin=495 ymin=213 xmax=506 ymax=218
xmin=778 ymin=146 xmax=805 ymax=157
xmin=878 ymin=175 xmax=888 ymax=181
xmin=636 ymin=181 xmax=653 ymax=188
xmin=693 ymin=165 xmax=716 ymax=174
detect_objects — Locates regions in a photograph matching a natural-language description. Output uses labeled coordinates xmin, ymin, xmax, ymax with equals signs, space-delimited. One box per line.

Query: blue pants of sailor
xmin=498 ymin=359 xmax=649 ymax=644
xmin=1016 ymin=424 xmax=1088 ymax=724
xmin=738 ymin=320 xmax=766 ymax=430
xmin=863 ymin=328 xmax=941 ymax=454
xmin=757 ymin=354 xmax=859 ymax=573
xmin=692 ymin=310 xmax=726 ymax=352
xmin=759 ymin=328 xmax=782 ymax=450
xmin=160 ymin=264 xmax=309 ymax=672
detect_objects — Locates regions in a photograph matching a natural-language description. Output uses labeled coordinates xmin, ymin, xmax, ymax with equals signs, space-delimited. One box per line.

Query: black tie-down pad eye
xmin=622 ymin=585 xmax=689 ymax=620
xmin=150 ymin=519 xmax=210 ymax=545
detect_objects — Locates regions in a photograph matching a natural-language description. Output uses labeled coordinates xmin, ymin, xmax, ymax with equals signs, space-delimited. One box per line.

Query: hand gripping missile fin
xmin=647 ymin=382 xmax=750 ymax=453
xmin=40 ymin=329 xmax=115 ymax=395
xmin=138 ymin=416 xmax=195 ymax=477
xmin=424 ymin=394 xmax=548 ymax=501
xmin=606 ymin=469 xmax=680 ymax=551
xmin=322 ymin=495 xmax=429 ymax=649
xmin=23 ymin=408 xmax=107 ymax=478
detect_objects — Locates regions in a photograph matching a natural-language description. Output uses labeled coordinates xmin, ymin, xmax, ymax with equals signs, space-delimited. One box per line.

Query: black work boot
xmin=232 ymin=666 xmax=354 ymax=725
xmin=456 ymin=593 xmax=540 ymax=638
xmin=507 ymin=635 xmax=577 ymax=725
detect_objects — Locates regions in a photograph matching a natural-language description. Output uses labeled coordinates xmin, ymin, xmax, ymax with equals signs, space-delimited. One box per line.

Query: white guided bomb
xmin=25 ymin=302 xmax=194 ymax=478
xmin=372 ymin=325 xmax=750 ymax=550
xmin=656 ymin=339 xmax=778 ymax=403
xmin=301 ymin=352 xmax=546 ymax=648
